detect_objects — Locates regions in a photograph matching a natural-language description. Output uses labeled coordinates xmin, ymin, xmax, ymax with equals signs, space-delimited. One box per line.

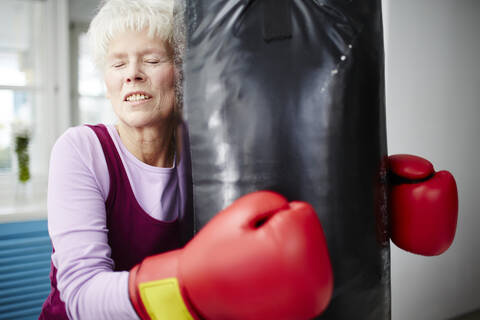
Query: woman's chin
xmin=117 ymin=114 xmax=169 ymax=130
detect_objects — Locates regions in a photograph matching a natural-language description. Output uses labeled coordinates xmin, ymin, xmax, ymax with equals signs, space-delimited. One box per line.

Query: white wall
xmin=384 ymin=0 xmax=480 ymax=319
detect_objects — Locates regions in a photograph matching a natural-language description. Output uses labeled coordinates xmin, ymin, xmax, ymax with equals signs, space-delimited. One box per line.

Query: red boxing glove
xmin=129 ymin=191 xmax=333 ymax=320
xmin=388 ymin=154 xmax=458 ymax=256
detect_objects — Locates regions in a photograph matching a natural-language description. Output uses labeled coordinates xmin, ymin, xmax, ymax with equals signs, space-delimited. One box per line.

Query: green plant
xmin=15 ymin=134 xmax=30 ymax=183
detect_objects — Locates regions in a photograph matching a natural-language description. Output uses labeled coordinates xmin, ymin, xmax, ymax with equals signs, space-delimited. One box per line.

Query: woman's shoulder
xmin=51 ymin=125 xmax=104 ymax=164
xmin=54 ymin=124 xmax=101 ymax=148
xmin=50 ymin=125 xmax=110 ymax=196
xmin=58 ymin=124 xmax=98 ymax=143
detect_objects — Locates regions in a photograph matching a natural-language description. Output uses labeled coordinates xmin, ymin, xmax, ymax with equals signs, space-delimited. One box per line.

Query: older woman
xmin=40 ymin=0 xmax=193 ymax=319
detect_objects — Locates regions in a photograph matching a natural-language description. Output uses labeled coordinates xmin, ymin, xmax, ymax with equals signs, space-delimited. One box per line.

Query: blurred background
xmin=0 ymin=0 xmax=478 ymax=319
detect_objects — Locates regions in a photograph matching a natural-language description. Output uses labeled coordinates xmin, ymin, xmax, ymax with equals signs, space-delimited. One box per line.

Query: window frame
xmin=0 ymin=0 xmax=71 ymax=222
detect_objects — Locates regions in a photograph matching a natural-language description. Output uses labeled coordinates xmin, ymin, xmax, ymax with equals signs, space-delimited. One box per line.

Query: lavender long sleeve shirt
xmin=47 ymin=124 xmax=190 ymax=320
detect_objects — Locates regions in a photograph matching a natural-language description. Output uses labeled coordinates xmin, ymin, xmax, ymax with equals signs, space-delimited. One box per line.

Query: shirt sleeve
xmin=47 ymin=127 xmax=139 ymax=320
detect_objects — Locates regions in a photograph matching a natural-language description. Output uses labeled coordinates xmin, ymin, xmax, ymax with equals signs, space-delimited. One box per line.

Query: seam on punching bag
xmin=262 ymin=0 xmax=292 ymax=42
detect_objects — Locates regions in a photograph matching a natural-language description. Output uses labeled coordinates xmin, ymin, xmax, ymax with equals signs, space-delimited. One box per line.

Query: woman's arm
xmin=48 ymin=127 xmax=139 ymax=320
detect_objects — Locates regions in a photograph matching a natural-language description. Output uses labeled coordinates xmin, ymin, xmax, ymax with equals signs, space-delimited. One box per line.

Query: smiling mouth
xmin=125 ymin=93 xmax=152 ymax=102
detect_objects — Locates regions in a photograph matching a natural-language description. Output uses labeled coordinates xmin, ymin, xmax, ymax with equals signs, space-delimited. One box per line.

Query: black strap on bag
xmin=262 ymin=0 xmax=292 ymax=42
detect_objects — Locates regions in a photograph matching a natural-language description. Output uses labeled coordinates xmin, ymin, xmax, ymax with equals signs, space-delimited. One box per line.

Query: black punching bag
xmin=177 ymin=0 xmax=390 ymax=319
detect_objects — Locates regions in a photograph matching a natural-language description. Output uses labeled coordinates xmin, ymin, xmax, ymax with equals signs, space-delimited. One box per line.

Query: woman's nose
xmin=125 ymin=63 xmax=145 ymax=83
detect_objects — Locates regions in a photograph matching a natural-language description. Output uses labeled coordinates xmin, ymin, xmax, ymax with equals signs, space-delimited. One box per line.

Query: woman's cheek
xmin=157 ymin=64 xmax=175 ymax=88
xmin=103 ymin=71 xmax=120 ymax=100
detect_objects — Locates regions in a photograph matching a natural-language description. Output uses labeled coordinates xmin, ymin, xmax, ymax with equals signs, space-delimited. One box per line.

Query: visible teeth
xmin=126 ymin=94 xmax=149 ymax=101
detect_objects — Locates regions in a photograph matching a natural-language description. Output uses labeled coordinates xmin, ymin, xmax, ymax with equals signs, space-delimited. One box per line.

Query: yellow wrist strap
xmin=139 ymin=277 xmax=194 ymax=320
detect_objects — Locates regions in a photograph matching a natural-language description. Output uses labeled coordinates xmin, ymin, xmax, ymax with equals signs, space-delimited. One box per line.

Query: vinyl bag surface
xmin=178 ymin=0 xmax=390 ymax=318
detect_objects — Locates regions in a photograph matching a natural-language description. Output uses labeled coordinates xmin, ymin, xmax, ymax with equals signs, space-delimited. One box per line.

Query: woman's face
xmin=104 ymin=28 xmax=174 ymax=129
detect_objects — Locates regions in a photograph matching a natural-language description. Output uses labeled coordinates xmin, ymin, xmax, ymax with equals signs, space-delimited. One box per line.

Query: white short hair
xmin=88 ymin=0 xmax=174 ymax=69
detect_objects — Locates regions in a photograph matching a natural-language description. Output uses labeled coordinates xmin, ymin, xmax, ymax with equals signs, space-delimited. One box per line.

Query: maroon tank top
xmin=40 ymin=124 xmax=183 ymax=319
